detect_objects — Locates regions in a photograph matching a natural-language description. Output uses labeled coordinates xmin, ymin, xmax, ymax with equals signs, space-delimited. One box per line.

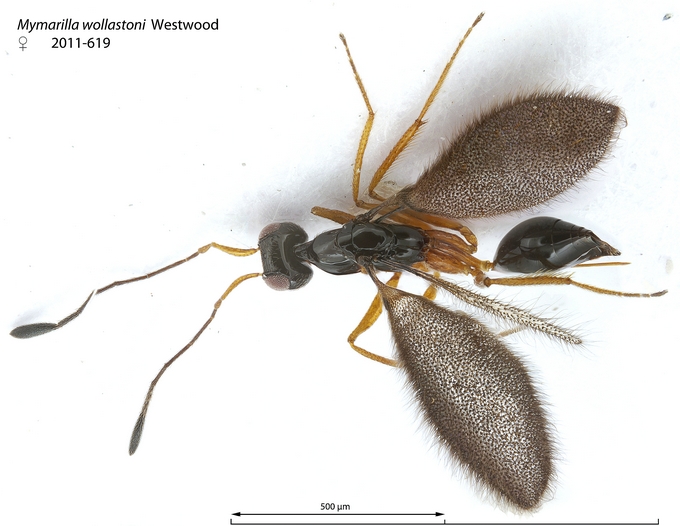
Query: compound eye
xmin=262 ymin=273 xmax=293 ymax=291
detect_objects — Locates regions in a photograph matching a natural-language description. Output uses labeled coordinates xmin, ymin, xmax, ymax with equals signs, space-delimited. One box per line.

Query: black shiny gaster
xmin=494 ymin=216 xmax=621 ymax=273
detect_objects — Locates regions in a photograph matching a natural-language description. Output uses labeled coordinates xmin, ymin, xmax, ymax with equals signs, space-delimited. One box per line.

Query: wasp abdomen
xmin=494 ymin=216 xmax=620 ymax=273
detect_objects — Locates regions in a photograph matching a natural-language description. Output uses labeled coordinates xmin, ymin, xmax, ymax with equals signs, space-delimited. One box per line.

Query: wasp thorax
xmin=336 ymin=222 xmax=394 ymax=254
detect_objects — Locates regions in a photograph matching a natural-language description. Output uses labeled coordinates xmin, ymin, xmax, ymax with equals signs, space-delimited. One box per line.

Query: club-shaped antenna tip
xmin=129 ymin=414 xmax=146 ymax=456
xmin=10 ymin=323 xmax=58 ymax=339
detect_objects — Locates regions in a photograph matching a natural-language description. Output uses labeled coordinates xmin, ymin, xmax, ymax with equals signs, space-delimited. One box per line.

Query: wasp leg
xmin=349 ymin=271 xmax=442 ymax=366
xmin=423 ymin=229 xmax=493 ymax=278
xmin=349 ymin=273 xmax=402 ymax=367
xmin=310 ymin=206 xmax=356 ymax=225
xmin=383 ymin=210 xmax=445 ymax=232
xmin=339 ymin=33 xmax=376 ymax=209
xmin=365 ymin=13 xmax=484 ymax=202
xmin=574 ymin=261 xmax=631 ymax=268
xmin=341 ymin=14 xmax=484 ymax=209
xmin=421 ymin=272 xmax=440 ymax=301
xmin=482 ymin=275 xmax=667 ymax=298
xmin=392 ymin=210 xmax=478 ymax=249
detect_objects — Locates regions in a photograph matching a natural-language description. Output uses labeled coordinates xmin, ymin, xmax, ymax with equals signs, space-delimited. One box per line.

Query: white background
xmin=1 ymin=1 xmax=678 ymax=525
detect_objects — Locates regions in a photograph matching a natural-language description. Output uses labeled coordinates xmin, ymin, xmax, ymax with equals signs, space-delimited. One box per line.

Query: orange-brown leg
xmin=482 ymin=274 xmax=667 ymax=298
xmin=575 ymin=261 xmax=631 ymax=268
xmin=339 ymin=34 xmax=376 ymax=209
xmin=422 ymin=271 xmax=440 ymax=301
xmin=365 ymin=13 xmax=484 ymax=201
xmin=375 ymin=210 xmax=479 ymax=251
xmin=348 ymin=273 xmax=401 ymax=367
xmin=340 ymin=13 xmax=484 ymax=208
xmin=348 ymin=271 xmax=443 ymax=367
xmin=392 ymin=210 xmax=478 ymax=249
xmin=311 ymin=206 xmax=356 ymax=225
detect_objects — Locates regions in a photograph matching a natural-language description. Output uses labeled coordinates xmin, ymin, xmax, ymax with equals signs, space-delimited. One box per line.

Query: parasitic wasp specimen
xmin=10 ymin=13 xmax=666 ymax=511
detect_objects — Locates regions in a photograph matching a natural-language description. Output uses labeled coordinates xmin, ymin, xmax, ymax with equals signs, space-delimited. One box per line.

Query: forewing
xmin=397 ymin=92 xmax=625 ymax=218
xmin=378 ymin=284 xmax=554 ymax=510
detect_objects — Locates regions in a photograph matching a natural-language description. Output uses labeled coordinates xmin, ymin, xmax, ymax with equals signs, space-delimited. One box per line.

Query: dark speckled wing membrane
xmin=378 ymin=282 xmax=553 ymax=510
xmin=397 ymin=92 xmax=625 ymax=218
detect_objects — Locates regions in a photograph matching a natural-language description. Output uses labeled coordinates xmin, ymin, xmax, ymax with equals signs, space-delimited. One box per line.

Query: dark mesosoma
xmin=10 ymin=13 xmax=666 ymax=511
